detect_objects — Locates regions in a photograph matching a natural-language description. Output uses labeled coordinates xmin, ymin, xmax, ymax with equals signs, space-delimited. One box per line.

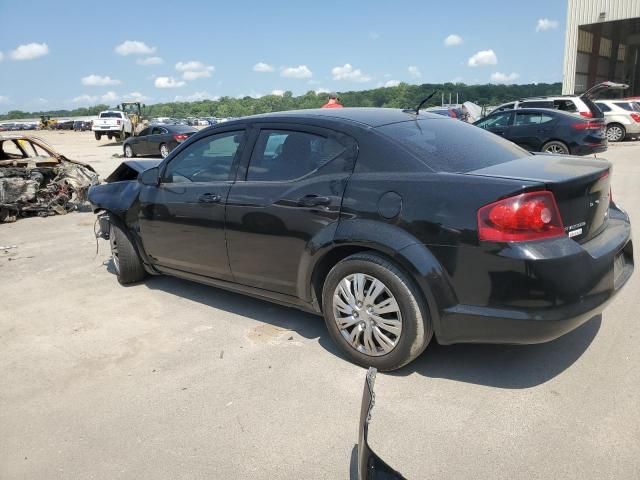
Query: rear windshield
xmin=100 ymin=112 xmax=122 ymax=118
xmin=377 ymin=118 xmax=528 ymax=173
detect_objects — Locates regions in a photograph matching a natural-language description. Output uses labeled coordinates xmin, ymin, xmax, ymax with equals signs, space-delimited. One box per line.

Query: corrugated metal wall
xmin=563 ymin=0 xmax=640 ymax=94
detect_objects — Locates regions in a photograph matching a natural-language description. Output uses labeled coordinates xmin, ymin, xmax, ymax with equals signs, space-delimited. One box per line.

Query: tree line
xmin=1 ymin=82 xmax=562 ymax=120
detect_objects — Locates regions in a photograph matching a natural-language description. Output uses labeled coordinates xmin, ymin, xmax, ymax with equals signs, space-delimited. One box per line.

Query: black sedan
xmin=123 ymin=124 xmax=197 ymax=159
xmin=89 ymin=108 xmax=633 ymax=371
xmin=474 ymin=108 xmax=607 ymax=155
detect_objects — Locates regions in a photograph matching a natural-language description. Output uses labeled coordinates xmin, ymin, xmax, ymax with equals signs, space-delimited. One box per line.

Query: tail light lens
xmin=478 ymin=191 xmax=565 ymax=242
xmin=630 ymin=113 xmax=640 ymax=123
xmin=579 ymin=111 xmax=593 ymax=118
xmin=572 ymin=120 xmax=604 ymax=130
xmin=174 ymin=134 xmax=189 ymax=142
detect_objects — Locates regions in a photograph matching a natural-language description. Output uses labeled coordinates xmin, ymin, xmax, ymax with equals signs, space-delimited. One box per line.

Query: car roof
xmin=231 ymin=107 xmax=444 ymax=128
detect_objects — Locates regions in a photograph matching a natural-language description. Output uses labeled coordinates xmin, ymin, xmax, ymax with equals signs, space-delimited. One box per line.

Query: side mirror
xmin=139 ymin=167 xmax=160 ymax=186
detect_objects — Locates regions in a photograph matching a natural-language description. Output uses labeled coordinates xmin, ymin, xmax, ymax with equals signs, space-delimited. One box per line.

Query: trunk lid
xmin=468 ymin=155 xmax=611 ymax=243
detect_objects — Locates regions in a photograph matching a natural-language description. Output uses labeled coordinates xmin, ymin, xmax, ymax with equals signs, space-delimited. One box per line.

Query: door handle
xmin=198 ymin=193 xmax=222 ymax=203
xmin=297 ymin=194 xmax=331 ymax=207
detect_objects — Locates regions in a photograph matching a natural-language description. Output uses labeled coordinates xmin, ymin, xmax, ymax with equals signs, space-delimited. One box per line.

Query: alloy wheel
xmin=160 ymin=144 xmax=169 ymax=158
xmin=332 ymin=273 xmax=402 ymax=356
xmin=607 ymin=125 xmax=624 ymax=142
xmin=110 ymin=232 xmax=120 ymax=274
xmin=545 ymin=144 xmax=567 ymax=154
xmin=125 ymin=145 xmax=133 ymax=157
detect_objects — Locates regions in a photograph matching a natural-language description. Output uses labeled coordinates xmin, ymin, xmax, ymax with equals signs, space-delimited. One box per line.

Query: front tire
xmin=542 ymin=140 xmax=569 ymax=155
xmin=124 ymin=144 xmax=135 ymax=158
xmin=322 ymin=252 xmax=433 ymax=371
xmin=606 ymin=123 xmax=626 ymax=142
xmin=110 ymin=221 xmax=147 ymax=285
xmin=160 ymin=143 xmax=170 ymax=158
xmin=94 ymin=132 xmax=102 ymax=141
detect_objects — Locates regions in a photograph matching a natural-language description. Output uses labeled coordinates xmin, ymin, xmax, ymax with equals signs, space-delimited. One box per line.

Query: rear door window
xmin=377 ymin=119 xmax=528 ymax=173
xmin=514 ymin=112 xmax=556 ymax=126
xmin=554 ymin=99 xmax=578 ymax=112
xmin=247 ymin=130 xmax=346 ymax=181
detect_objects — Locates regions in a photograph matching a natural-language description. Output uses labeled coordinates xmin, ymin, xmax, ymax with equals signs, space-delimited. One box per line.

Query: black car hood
xmin=105 ymin=159 xmax=162 ymax=183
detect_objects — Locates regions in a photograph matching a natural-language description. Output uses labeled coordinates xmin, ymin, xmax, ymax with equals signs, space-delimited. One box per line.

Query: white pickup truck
xmin=92 ymin=110 xmax=133 ymax=141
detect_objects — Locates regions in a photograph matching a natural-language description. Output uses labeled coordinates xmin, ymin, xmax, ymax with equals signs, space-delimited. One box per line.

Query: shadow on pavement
xmin=393 ymin=314 xmax=602 ymax=389
xmin=143 ymin=275 xmax=342 ymax=356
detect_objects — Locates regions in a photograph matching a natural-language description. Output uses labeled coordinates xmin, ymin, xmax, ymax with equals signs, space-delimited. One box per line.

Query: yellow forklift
xmin=117 ymin=102 xmax=147 ymax=134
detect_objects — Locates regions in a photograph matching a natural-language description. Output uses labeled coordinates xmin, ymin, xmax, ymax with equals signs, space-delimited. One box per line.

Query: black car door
xmin=225 ymin=124 xmax=357 ymax=296
xmin=132 ymin=127 xmax=151 ymax=155
xmin=147 ymin=127 xmax=168 ymax=156
xmin=510 ymin=111 xmax=557 ymax=151
xmin=138 ymin=129 xmax=247 ymax=280
xmin=475 ymin=111 xmax=514 ymax=138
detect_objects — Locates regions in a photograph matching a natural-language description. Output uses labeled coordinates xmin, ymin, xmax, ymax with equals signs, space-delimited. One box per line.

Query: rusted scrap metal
xmin=0 ymin=135 xmax=99 ymax=222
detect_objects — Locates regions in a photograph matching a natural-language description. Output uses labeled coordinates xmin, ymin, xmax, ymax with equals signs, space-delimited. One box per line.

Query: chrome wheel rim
xmin=125 ymin=145 xmax=132 ymax=157
xmin=160 ymin=145 xmax=169 ymax=158
xmin=110 ymin=233 xmax=120 ymax=274
xmin=332 ymin=273 xmax=402 ymax=356
xmin=545 ymin=144 xmax=566 ymax=154
xmin=607 ymin=126 xmax=623 ymax=142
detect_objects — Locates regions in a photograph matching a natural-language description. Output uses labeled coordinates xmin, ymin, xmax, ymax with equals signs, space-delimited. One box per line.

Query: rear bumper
xmin=571 ymin=143 xmax=607 ymax=155
xmin=436 ymin=208 xmax=633 ymax=345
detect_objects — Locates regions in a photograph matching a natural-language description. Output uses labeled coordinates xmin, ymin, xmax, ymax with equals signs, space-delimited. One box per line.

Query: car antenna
xmin=403 ymin=91 xmax=438 ymax=115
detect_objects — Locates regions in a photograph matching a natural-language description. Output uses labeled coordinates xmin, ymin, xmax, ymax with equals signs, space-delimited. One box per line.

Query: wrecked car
xmin=0 ymin=135 xmax=99 ymax=222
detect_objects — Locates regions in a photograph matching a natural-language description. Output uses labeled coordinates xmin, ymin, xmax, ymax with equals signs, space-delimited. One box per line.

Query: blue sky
xmin=0 ymin=0 xmax=566 ymax=112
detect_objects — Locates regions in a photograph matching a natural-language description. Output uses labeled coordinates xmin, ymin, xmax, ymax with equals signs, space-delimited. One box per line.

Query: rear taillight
xmin=630 ymin=113 xmax=640 ymax=123
xmin=478 ymin=191 xmax=565 ymax=242
xmin=174 ymin=134 xmax=189 ymax=142
xmin=579 ymin=111 xmax=593 ymax=118
xmin=572 ymin=120 xmax=603 ymax=130
xmin=117 ymin=119 xmax=121 ymax=125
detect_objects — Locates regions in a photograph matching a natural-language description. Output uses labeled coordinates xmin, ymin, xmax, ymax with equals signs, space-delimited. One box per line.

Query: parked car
xmin=56 ymin=120 xmax=75 ymax=130
xmin=123 ymin=124 xmax=198 ymax=158
xmin=92 ymin=110 xmax=133 ymax=141
xmin=88 ymin=107 xmax=633 ymax=371
xmin=73 ymin=120 xmax=91 ymax=131
xmin=594 ymin=100 xmax=640 ymax=142
xmin=474 ymin=108 xmax=607 ymax=155
xmin=492 ymin=81 xmax=628 ymax=118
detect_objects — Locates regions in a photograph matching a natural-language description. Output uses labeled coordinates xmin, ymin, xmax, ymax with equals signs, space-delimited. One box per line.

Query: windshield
xmin=100 ymin=112 xmax=123 ymax=118
xmin=377 ymin=118 xmax=528 ymax=173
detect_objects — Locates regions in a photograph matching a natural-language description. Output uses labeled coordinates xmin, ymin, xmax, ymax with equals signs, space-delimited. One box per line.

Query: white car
xmin=92 ymin=111 xmax=133 ymax=141
xmin=594 ymin=100 xmax=640 ymax=142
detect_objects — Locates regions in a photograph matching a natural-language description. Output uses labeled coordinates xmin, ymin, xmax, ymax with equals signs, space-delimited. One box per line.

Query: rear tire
xmin=322 ymin=252 xmax=433 ymax=371
xmin=110 ymin=221 xmax=147 ymax=285
xmin=606 ymin=123 xmax=625 ymax=142
xmin=94 ymin=132 xmax=102 ymax=141
xmin=542 ymin=140 xmax=569 ymax=155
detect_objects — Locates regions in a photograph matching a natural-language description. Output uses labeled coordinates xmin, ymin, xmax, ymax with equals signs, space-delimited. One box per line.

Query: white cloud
xmin=490 ymin=71 xmax=520 ymax=83
xmin=114 ymin=40 xmax=156 ymax=56
xmin=154 ymin=76 xmax=186 ymax=88
xmin=444 ymin=34 xmax=463 ymax=47
xmin=101 ymin=91 xmax=119 ymax=103
xmin=536 ymin=18 xmax=559 ymax=32
xmin=384 ymin=80 xmax=401 ymax=87
xmin=281 ymin=65 xmax=313 ymax=79
xmin=253 ymin=62 xmax=274 ymax=73
xmin=137 ymin=56 xmax=164 ymax=66
xmin=10 ymin=42 xmax=49 ymax=60
xmin=468 ymin=49 xmax=498 ymax=67
xmin=331 ymin=63 xmax=372 ymax=82
xmin=174 ymin=91 xmax=219 ymax=102
xmin=124 ymin=91 xmax=150 ymax=101
xmin=81 ymin=74 xmax=121 ymax=86
xmin=0 ymin=96 xmax=9 ymax=104
xmin=369 ymin=32 xmax=380 ymax=40
xmin=408 ymin=66 xmax=421 ymax=78
xmin=175 ymin=61 xmax=214 ymax=80
xmin=271 ymin=89 xmax=285 ymax=96
xmin=72 ymin=94 xmax=98 ymax=104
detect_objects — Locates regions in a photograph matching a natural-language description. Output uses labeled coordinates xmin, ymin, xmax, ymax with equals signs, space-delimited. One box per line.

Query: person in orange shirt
xmin=321 ymin=92 xmax=343 ymax=108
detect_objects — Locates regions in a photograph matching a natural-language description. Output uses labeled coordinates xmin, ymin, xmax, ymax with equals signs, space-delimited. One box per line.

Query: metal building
xmin=563 ymin=0 xmax=640 ymax=95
